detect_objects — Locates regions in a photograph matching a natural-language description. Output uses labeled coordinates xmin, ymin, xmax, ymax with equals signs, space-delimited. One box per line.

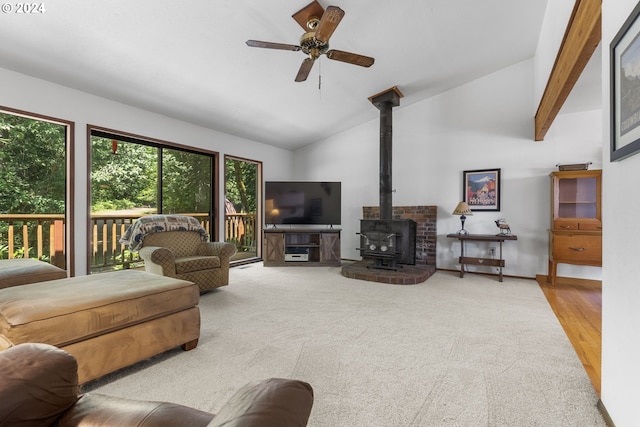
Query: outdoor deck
xmin=0 ymin=212 xmax=257 ymax=271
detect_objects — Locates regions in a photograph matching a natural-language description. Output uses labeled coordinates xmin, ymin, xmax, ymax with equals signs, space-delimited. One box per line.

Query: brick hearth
xmin=341 ymin=260 xmax=434 ymax=285
xmin=341 ymin=205 xmax=437 ymax=285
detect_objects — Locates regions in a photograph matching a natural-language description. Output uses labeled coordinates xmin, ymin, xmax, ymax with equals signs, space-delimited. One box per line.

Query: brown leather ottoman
xmin=0 ymin=270 xmax=200 ymax=384
xmin=0 ymin=258 xmax=67 ymax=289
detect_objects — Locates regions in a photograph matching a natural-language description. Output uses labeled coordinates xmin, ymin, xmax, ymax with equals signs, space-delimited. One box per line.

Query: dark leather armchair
xmin=0 ymin=343 xmax=314 ymax=427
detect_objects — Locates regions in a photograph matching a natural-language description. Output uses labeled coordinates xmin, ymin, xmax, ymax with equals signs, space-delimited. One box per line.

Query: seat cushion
xmin=0 ymin=259 xmax=67 ymax=289
xmin=175 ymin=256 xmax=221 ymax=274
xmin=59 ymin=394 xmax=214 ymax=427
xmin=0 ymin=270 xmax=199 ymax=347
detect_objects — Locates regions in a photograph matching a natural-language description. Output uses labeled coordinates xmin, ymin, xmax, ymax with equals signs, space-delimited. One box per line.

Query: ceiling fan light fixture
xmin=307 ymin=17 xmax=320 ymax=30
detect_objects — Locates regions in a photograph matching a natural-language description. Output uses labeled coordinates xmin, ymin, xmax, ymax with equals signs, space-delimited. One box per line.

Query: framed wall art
xmin=463 ymin=168 xmax=500 ymax=211
xmin=611 ymin=1 xmax=640 ymax=161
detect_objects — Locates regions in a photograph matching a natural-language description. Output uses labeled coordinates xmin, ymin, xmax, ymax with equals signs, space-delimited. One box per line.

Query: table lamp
xmin=452 ymin=201 xmax=473 ymax=234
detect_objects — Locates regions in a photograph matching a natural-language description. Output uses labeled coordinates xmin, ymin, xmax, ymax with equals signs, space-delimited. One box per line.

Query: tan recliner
xmin=139 ymin=231 xmax=237 ymax=293
xmin=120 ymin=215 xmax=236 ymax=293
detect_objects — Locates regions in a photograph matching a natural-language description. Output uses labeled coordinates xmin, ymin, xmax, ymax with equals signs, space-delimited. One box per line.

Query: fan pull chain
xmin=318 ymin=57 xmax=322 ymax=96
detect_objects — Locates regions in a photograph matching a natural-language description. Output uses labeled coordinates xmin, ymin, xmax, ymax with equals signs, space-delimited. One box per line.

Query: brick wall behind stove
xmin=363 ymin=206 xmax=437 ymax=267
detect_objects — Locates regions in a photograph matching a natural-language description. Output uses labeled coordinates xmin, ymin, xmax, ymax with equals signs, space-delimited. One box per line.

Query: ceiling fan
xmin=246 ymin=1 xmax=375 ymax=82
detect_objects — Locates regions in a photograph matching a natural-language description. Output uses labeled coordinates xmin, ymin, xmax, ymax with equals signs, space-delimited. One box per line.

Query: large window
xmin=225 ymin=156 xmax=262 ymax=263
xmin=90 ymin=128 xmax=217 ymax=273
xmin=0 ymin=108 xmax=72 ymax=272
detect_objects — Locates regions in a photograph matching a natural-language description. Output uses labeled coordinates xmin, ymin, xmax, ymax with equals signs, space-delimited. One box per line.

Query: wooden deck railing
xmin=0 ymin=214 xmax=66 ymax=268
xmin=224 ymin=213 xmax=257 ymax=252
xmin=1 ymin=213 xmax=257 ymax=271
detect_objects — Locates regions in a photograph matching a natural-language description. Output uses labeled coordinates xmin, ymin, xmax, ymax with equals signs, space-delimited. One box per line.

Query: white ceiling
xmin=0 ymin=0 xmax=583 ymax=151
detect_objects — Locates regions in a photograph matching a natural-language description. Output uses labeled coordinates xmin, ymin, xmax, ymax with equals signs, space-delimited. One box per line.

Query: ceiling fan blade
xmin=295 ymin=58 xmax=315 ymax=82
xmin=292 ymin=1 xmax=325 ymax=31
xmin=246 ymin=40 xmax=301 ymax=51
xmin=315 ymin=6 xmax=345 ymax=43
xmin=326 ymin=50 xmax=375 ymax=67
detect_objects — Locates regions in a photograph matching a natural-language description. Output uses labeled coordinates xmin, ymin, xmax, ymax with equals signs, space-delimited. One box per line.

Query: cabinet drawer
xmin=578 ymin=222 xmax=603 ymax=231
xmin=552 ymin=234 xmax=602 ymax=265
xmin=554 ymin=220 xmax=578 ymax=230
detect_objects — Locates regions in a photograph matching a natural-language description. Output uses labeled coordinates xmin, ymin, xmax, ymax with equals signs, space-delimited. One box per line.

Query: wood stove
xmin=359 ymin=219 xmax=416 ymax=270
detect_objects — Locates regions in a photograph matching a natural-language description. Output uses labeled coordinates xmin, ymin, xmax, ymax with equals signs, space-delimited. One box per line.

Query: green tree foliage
xmin=91 ymin=138 xmax=156 ymax=211
xmin=225 ymin=158 xmax=257 ymax=213
xmin=0 ymin=113 xmax=65 ymax=213
xmin=162 ymin=149 xmax=211 ymax=213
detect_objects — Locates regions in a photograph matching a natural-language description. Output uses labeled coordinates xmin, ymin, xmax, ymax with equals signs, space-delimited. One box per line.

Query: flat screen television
xmin=265 ymin=181 xmax=341 ymax=226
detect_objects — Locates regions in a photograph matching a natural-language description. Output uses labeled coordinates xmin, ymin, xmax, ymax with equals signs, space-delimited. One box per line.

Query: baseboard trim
xmin=597 ymin=399 xmax=615 ymax=427
xmin=438 ymin=268 xmax=535 ymax=281
xmin=535 ymin=274 xmax=602 ymax=289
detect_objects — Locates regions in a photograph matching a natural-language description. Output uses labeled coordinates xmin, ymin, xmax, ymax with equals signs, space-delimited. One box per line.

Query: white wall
xmin=294 ymin=58 xmax=602 ymax=280
xmin=602 ymin=2 xmax=640 ymax=425
xmin=0 ymin=66 xmax=294 ymax=275
xmin=534 ymin=0 xmax=576 ymax=106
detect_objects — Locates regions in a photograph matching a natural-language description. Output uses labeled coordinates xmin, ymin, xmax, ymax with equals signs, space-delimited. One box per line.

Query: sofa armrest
xmin=0 ymin=343 xmax=79 ymax=426
xmin=139 ymin=246 xmax=178 ymax=277
xmin=208 ymin=378 xmax=314 ymax=427
xmin=197 ymin=242 xmax=237 ymax=260
xmin=57 ymin=394 xmax=214 ymax=427
xmin=0 ymin=334 xmax=13 ymax=350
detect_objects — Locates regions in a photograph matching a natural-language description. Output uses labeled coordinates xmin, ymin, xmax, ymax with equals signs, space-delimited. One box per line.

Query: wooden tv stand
xmin=263 ymin=228 xmax=341 ymax=267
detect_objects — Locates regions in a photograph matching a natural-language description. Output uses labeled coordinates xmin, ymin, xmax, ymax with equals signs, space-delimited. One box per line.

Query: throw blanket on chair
xmin=120 ymin=215 xmax=209 ymax=252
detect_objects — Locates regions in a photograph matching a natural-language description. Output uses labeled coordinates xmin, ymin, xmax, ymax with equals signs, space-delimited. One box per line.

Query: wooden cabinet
xmin=263 ymin=229 xmax=341 ymax=267
xmin=548 ymin=170 xmax=602 ymax=285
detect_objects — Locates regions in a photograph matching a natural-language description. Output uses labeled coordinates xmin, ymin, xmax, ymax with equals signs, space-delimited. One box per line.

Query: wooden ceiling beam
xmin=534 ymin=0 xmax=601 ymax=141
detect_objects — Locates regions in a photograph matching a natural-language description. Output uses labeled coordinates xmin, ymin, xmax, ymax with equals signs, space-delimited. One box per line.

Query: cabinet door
xmin=320 ymin=232 xmax=340 ymax=264
xmin=552 ymin=171 xmax=601 ymax=226
xmin=264 ymin=233 xmax=285 ymax=263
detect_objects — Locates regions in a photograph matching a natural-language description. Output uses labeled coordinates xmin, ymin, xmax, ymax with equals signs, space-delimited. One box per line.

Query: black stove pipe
xmin=369 ymin=87 xmax=403 ymax=221
xmin=379 ymin=100 xmax=393 ymax=220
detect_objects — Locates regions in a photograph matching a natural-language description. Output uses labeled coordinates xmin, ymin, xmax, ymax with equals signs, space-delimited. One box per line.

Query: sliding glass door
xmin=224 ymin=156 xmax=262 ymax=263
xmin=90 ymin=129 xmax=216 ymax=273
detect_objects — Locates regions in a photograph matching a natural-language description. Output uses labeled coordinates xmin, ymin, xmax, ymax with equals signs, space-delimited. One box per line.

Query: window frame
xmin=1 ymin=106 xmax=75 ymax=275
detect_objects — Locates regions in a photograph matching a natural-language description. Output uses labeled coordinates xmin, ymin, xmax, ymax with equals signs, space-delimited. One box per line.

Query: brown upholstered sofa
xmin=0 ymin=268 xmax=200 ymax=384
xmin=0 ymin=343 xmax=314 ymax=427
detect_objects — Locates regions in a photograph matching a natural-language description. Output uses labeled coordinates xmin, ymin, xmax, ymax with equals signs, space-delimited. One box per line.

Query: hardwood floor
xmin=537 ymin=276 xmax=602 ymax=396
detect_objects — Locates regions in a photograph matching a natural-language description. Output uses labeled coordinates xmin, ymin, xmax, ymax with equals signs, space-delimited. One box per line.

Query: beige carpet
xmin=85 ymin=264 xmax=605 ymax=426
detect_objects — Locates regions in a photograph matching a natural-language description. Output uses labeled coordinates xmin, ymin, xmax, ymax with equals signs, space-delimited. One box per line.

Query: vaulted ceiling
xmin=0 ymin=0 xmax=597 ymax=150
